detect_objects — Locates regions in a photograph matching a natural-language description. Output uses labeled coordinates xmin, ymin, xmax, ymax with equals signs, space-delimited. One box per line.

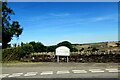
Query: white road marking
xmin=106 ymin=69 xmax=118 ymax=70
xmin=72 ymin=70 xmax=87 ymax=73
xmin=2 ymin=68 xmax=119 ymax=78
xmin=0 ymin=74 xmax=9 ymax=78
xmin=8 ymin=73 xmax=23 ymax=77
xmin=57 ymin=70 xmax=70 ymax=74
xmin=41 ymin=71 xmax=53 ymax=75
xmin=106 ymin=69 xmax=119 ymax=72
xmin=89 ymin=69 xmax=104 ymax=73
xmin=24 ymin=72 xmax=38 ymax=76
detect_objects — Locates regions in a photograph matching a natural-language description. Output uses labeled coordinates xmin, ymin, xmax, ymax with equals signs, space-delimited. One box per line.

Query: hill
xmin=72 ymin=41 xmax=119 ymax=51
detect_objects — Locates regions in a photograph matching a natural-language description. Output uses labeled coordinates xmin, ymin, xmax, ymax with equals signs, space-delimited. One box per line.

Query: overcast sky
xmin=8 ymin=2 xmax=118 ymax=46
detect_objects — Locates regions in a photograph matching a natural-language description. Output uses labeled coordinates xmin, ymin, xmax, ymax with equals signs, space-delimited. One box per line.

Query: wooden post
xmin=57 ymin=56 xmax=59 ymax=63
xmin=67 ymin=56 xmax=68 ymax=63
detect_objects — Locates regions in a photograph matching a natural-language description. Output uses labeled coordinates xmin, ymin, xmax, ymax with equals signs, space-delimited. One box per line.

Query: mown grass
xmin=2 ymin=61 xmax=45 ymax=65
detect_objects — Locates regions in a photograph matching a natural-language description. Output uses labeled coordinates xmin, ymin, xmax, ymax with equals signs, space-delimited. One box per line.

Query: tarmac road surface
xmin=1 ymin=62 xmax=120 ymax=80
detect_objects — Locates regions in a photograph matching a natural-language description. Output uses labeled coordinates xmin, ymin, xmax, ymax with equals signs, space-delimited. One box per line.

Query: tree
xmin=21 ymin=42 xmax=25 ymax=46
xmin=29 ymin=41 xmax=46 ymax=52
xmin=7 ymin=44 xmax=11 ymax=48
xmin=21 ymin=44 xmax=34 ymax=57
xmin=57 ymin=41 xmax=76 ymax=52
xmin=79 ymin=48 xmax=84 ymax=52
xmin=13 ymin=43 xmax=17 ymax=47
xmin=72 ymin=47 xmax=78 ymax=52
xmin=116 ymin=43 xmax=120 ymax=47
xmin=92 ymin=47 xmax=99 ymax=52
xmin=29 ymin=41 xmax=36 ymax=47
xmin=34 ymin=42 xmax=46 ymax=52
xmin=57 ymin=41 xmax=72 ymax=48
xmin=2 ymin=2 xmax=23 ymax=49
xmin=46 ymin=45 xmax=56 ymax=52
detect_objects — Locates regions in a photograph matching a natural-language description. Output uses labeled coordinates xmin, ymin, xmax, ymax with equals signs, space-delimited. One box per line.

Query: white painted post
xmin=57 ymin=56 xmax=59 ymax=63
xmin=32 ymin=57 xmax=35 ymax=60
xmin=67 ymin=56 xmax=68 ymax=63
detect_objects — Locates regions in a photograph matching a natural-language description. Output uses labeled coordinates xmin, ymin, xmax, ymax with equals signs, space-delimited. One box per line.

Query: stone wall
xmin=21 ymin=50 xmax=120 ymax=63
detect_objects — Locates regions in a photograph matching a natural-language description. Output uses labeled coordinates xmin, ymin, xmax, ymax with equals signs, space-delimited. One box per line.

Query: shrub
xmin=2 ymin=44 xmax=34 ymax=61
xmin=21 ymin=44 xmax=34 ymax=57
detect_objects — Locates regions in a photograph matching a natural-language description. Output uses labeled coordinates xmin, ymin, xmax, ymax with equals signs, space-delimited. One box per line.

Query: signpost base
xmin=57 ymin=56 xmax=59 ymax=63
xmin=67 ymin=56 xmax=68 ymax=63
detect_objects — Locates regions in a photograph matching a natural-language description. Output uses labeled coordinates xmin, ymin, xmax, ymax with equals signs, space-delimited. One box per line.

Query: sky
xmin=8 ymin=2 xmax=118 ymax=46
xmin=7 ymin=0 xmax=120 ymax=2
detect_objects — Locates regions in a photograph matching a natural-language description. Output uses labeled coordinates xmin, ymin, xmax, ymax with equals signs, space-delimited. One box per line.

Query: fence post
xmin=57 ymin=56 xmax=59 ymax=63
xmin=67 ymin=56 xmax=68 ymax=63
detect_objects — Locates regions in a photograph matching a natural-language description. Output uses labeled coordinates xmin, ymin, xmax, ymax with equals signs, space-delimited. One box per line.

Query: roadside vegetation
xmin=2 ymin=40 xmax=120 ymax=63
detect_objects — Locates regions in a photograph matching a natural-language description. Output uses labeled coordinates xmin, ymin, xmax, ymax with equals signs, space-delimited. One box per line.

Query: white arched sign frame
xmin=55 ymin=46 xmax=70 ymax=63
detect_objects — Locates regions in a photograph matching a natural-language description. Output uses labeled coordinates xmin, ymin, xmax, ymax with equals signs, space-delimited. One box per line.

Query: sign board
xmin=55 ymin=46 xmax=70 ymax=56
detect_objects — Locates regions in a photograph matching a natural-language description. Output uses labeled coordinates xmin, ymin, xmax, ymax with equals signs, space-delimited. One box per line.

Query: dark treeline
xmin=9 ymin=41 xmax=79 ymax=52
xmin=2 ymin=41 xmax=79 ymax=61
xmin=26 ymin=41 xmax=78 ymax=52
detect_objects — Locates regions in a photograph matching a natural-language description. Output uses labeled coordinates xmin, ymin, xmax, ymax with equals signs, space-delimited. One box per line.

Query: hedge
xmin=2 ymin=44 xmax=34 ymax=62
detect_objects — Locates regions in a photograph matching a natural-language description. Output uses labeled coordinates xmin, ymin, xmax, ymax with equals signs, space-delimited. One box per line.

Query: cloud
xmin=21 ymin=15 xmax=50 ymax=22
xmin=49 ymin=13 xmax=70 ymax=17
xmin=90 ymin=15 xmax=117 ymax=22
xmin=91 ymin=17 xmax=109 ymax=22
xmin=21 ymin=13 xmax=70 ymax=22
xmin=93 ymin=17 xmax=107 ymax=21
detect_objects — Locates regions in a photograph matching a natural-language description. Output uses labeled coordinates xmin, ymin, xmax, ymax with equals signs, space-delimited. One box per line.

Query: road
xmin=1 ymin=63 xmax=120 ymax=80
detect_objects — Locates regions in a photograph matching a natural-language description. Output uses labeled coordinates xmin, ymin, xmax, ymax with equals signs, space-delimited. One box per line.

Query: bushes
xmin=29 ymin=41 xmax=46 ymax=52
xmin=21 ymin=44 xmax=34 ymax=57
xmin=2 ymin=44 xmax=34 ymax=61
